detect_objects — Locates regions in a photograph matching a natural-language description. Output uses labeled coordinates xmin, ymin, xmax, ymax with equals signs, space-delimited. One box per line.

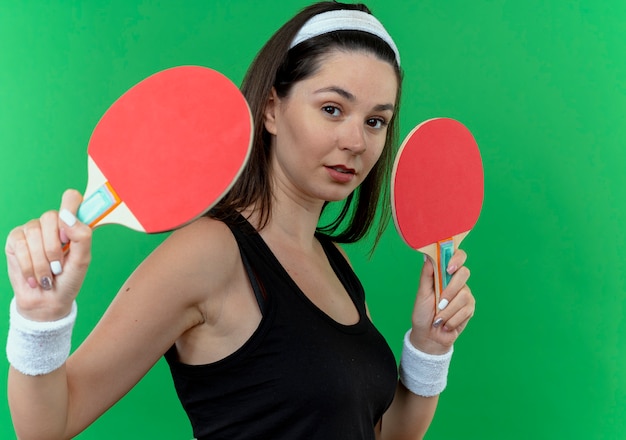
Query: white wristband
xmin=399 ymin=330 xmax=453 ymax=397
xmin=6 ymin=298 xmax=77 ymax=376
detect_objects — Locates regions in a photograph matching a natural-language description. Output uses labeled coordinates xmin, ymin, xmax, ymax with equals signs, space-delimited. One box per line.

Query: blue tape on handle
xmin=77 ymin=185 xmax=117 ymax=226
xmin=439 ymin=239 xmax=454 ymax=290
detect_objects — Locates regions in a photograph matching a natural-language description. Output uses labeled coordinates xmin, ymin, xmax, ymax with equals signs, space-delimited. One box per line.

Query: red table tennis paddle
xmin=391 ymin=118 xmax=483 ymax=306
xmin=75 ymin=65 xmax=252 ymax=234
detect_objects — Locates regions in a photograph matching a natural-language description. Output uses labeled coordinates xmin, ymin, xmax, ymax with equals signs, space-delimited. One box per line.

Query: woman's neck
xmin=245 ymin=191 xmax=324 ymax=252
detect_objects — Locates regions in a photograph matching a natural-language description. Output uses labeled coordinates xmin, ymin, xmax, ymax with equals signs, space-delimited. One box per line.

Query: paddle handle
xmin=419 ymin=231 xmax=469 ymax=307
xmin=61 ymin=182 xmax=119 ymax=253
xmin=77 ymin=181 xmax=122 ymax=228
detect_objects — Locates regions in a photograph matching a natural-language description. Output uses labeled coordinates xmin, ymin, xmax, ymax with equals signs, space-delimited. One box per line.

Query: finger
xmin=6 ymin=227 xmax=38 ymax=289
xmin=60 ymin=189 xmax=83 ymax=214
xmin=22 ymin=219 xmax=54 ymax=290
xmin=417 ymin=255 xmax=435 ymax=298
xmin=59 ymin=190 xmax=92 ymax=266
xmin=435 ymin=250 xmax=468 ymax=312
xmin=443 ymin=298 xmax=475 ymax=332
xmin=445 ymin=249 xmax=467 ymax=275
xmin=437 ymin=265 xmax=471 ymax=311
xmin=59 ymin=189 xmax=83 ymax=243
xmin=435 ymin=285 xmax=475 ymax=329
xmin=410 ymin=257 xmax=438 ymax=333
xmin=40 ymin=211 xmax=63 ymax=277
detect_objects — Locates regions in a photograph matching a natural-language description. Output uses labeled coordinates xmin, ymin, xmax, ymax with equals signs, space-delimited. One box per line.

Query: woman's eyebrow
xmin=314 ymin=86 xmax=355 ymax=101
xmin=314 ymin=86 xmax=395 ymax=112
xmin=374 ymin=103 xmax=395 ymax=112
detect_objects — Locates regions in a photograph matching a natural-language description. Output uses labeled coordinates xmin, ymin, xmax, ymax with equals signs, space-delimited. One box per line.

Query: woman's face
xmin=264 ymin=49 xmax=398 ymax=207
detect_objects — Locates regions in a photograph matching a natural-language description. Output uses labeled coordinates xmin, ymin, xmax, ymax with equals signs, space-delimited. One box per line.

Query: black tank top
xmin=164 ymin=215 xmax=398 ymax=439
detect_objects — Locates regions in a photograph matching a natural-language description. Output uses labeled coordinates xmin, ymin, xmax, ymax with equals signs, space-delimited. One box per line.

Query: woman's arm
xmin=6 ymin=191 xmax=239 ymax=439
xmin=378 ymin=252 xmax=475 ymax=440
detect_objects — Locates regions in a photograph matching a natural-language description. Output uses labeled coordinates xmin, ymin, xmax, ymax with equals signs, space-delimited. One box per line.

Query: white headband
xmin=290 ymin=10 xmax=401 ymax=65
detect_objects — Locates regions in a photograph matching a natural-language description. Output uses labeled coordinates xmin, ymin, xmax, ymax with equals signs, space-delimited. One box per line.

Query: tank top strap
xmin=314 ymin=232 xmax=367 ymax=315
xmin=223 ymin=213 xmax=270 ymax=315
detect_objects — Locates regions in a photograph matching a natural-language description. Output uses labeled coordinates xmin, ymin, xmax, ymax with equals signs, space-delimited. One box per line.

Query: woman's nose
xmin=338 ymin=119 xmax=367 ymax=154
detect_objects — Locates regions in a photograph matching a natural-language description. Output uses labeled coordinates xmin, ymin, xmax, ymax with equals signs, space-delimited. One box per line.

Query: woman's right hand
xmin=5 ymin=189 xmax=92 ymax=321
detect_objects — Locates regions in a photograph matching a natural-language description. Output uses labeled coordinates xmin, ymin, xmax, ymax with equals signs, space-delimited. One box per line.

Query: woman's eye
xmin=367 ymin=118 xmax=388 ymax=129
xmin=322 ymin=105 xmax=341 ymax=117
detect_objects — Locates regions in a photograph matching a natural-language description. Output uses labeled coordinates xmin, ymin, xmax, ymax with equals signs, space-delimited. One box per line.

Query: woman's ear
xmin=263 ymin=87 xmax=279 ymax=135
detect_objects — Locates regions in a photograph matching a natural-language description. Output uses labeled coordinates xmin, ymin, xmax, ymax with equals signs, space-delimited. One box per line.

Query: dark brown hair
xmin=211 ymin=1 xmax=403 ymax=249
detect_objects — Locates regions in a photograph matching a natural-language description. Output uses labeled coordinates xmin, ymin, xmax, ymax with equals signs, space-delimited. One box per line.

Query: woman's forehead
xmin=299 ymin=51 xmax=398 ymax=101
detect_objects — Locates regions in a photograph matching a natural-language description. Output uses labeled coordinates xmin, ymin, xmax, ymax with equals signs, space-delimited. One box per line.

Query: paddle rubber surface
xmin=392 ymin=117 xmax=484 ymax=251
xmin=86 ymin=65 xmax=252 ymax=233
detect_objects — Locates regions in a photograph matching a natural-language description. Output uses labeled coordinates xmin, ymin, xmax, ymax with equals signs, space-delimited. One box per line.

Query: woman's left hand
xmin=408 ymin=249 xmax=475 ymax=355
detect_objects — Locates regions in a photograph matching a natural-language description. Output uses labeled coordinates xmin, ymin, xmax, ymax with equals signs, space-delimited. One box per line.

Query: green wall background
xmin=1 ymin=1 xmax=625 ymax=438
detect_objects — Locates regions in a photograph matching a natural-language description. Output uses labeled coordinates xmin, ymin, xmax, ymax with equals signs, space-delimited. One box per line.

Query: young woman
xmin=5 ymin=2 xmax=475 ymax=439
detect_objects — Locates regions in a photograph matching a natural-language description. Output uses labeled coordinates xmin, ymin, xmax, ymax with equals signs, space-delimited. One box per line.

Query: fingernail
xmin=446 ymin=264 xmax=457 ymax=274
xmin=41 ymin=276 xmax=53 ymax=291
xmin=50 ymin=261 xmax=63 ymax=275
xmin=59 ymin=209 xmax=77 ymax=227
xmin=60 ymin=229 xmax=69 ymax=245
xmin=27 ymin=277 xmax=38 ymax=289
xmin=433 ymin=317 xmax=444 ymax=328
xmin=423 ymin=254 xmax=428 ymax=262
xmin=437 ymin=298 xmax=449 ymax=311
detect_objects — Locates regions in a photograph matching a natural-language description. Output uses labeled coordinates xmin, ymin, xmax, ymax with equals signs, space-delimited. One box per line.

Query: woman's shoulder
xmin=136 ymin=216 xmax=242 ymax=302
xmin=167 ymin=215 xmax=236 ymax=247
xmin=164 ymin=215 xmax=240 ymax=268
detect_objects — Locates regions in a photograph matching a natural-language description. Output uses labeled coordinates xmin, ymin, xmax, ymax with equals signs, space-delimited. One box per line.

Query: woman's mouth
xmin=328 ymin=165 xmax=355 ymax=174
xmin=326 ymin=165 xmax=356 ymax=183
